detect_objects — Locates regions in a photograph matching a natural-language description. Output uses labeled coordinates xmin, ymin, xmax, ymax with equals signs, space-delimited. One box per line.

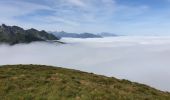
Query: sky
xmin=0 ymin=0 xmax=170 ymax=35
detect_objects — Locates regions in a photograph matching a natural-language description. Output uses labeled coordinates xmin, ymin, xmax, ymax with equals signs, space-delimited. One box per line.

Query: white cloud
xmin=1 ymin=37 xmax=170 ymax=91
xmin=0 ymin=1 xmax=51 ymax=17
xmin=67 ymin=0 xmax=86 ymax=7
xmin=0 ymin=0 xmax=162 ymax=34
xmin=0 ymin=0 xmax=52 ymax=26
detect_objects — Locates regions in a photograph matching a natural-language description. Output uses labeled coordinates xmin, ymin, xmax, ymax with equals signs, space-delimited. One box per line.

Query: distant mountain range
xmin=0 ymin=24 xmax=119 ymax=45
xmin=0 ymin=24 xmax=60 ymax=45
xmin=51 ymin=31 xmax=102 ymax=38
xmin=98 ymin=32 xmax=118 ymax=37
xmin=51 ymin=31 xmax=118 ymax=38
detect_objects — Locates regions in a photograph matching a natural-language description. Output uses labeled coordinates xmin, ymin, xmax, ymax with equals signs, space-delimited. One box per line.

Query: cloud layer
xmin=1 ymin=37 xmax=170 ymax=91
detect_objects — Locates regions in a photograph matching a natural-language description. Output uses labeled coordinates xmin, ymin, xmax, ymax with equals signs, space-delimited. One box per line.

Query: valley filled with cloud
xmin=1 ymin=37 xmax=170 ymax=91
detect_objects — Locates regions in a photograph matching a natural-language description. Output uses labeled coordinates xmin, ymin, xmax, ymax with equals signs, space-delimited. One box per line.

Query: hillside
xmin=0 ymin=24 xmax=60 ymax=45
xmin=0 ymin=65 xmax=170 ymax=100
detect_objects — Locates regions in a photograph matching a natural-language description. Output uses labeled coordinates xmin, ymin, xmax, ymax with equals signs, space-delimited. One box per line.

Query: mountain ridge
xmin=98 ymin=32 xmax=118 ymax=37
xmin=51 ymin=31 xmax=119 ymax=38
xmin=0 ymin=24 xmax=60 ymax=45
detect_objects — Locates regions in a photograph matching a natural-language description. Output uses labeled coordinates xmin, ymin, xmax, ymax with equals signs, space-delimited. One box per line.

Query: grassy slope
xmin=0 ymin=65 xmax=170 ymax=100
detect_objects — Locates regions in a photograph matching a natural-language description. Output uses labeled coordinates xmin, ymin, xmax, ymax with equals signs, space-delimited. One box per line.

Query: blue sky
xmin=0 ymin=0 xmax=170 ymax=35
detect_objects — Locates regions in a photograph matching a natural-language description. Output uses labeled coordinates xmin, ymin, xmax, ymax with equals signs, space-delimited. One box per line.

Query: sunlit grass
xmin=0 ymin=65 xmax=170 ymax=100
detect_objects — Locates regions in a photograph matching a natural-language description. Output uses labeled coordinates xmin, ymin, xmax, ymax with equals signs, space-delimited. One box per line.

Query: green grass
xmin=0 ymin=65 xmax=170 ymax=100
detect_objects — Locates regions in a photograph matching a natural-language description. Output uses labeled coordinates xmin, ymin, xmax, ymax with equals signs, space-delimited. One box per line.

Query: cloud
xmin=67 ymin=0 xmax=86 ymax=7
xmin=0 ymin=0 xmax=170 ymax=35
xmin=0 ymin=0 xmax=52 ymax=27
xmin=0 ymin=1 xmax=51 ymax=17
xmin=0 ymin=0 xmax=118 ymax=32
xmin=1 ymin=37 xmax=170 ymax=91
xmin=0 ymin=0 xmax=140 ymax=31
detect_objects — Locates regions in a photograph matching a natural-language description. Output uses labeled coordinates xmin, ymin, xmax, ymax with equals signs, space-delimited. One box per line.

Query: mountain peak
xmin=0 ymin=24 xmax=60 ymax=45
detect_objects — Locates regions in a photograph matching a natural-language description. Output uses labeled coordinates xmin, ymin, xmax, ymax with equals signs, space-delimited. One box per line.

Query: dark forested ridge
xmin=0 ymin=24 xmax=60 ymax=45
xmin=0 ymin=65 xmax=170 ymax=100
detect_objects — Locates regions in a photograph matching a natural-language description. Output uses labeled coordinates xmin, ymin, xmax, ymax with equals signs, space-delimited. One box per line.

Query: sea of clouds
xmin=0 ymin=36 xmax=170 ymax=91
